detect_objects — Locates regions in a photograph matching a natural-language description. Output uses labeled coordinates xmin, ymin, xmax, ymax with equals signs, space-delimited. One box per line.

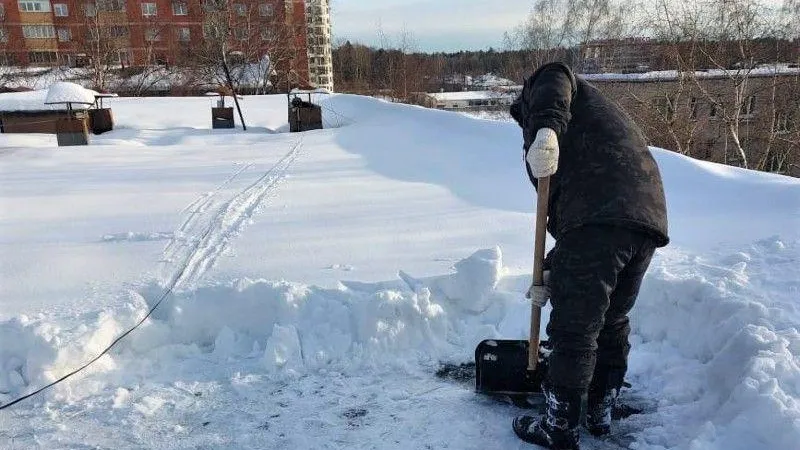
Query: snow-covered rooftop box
xmin=0 ymin=82 xmax=100 ymax=113
xmin=0 ymin=82 xmax=109 ymax=135
xmin=44 ymin=81 xmax=97 ymax=106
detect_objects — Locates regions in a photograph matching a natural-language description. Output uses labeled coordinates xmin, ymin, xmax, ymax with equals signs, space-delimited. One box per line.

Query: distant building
xmin=304 ymin=0 xmax=332 ymax=92
xmin=0 ymin=0 xmax=334 ymax=91
xmin=437 ymin=73 xmax=517 ymax=93
xmin=423 ymin=90 xmax=517 ymax=111
xmin=581 ymin=38 xmax=654 ymax=74
xmin=584 ymin=65 xmax=800 ymax=176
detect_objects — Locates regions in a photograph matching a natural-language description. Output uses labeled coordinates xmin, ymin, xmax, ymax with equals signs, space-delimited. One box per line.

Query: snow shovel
xmin=474 ymin=176 xmax=550 ymax=397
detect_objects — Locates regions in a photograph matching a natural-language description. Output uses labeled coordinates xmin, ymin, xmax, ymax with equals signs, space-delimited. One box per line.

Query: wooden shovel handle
xmin=528 ymin=176 xmax=550 ymax=372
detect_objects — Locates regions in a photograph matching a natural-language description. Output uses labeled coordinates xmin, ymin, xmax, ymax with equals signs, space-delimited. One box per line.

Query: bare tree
xmin=190 ymin=0 xmax=247 ymax=129
xmin=117 ymin=5 xmax=176 ymax=95
xmin=507 ymin=0 xmax=641 ymax=71
xmin=0 ymin=12 xmax=21 ymax=88
xmin=78 ymin=0 xmax=131 ymax=91
xmin=645 ymin=0 xmax=799 ymax=173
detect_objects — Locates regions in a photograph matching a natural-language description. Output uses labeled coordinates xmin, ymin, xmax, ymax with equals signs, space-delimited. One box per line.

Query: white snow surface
xmin=44 ymin=82 xmax=97 ymax=106
xmin=1 ymin=94 xmax=799 ymax=449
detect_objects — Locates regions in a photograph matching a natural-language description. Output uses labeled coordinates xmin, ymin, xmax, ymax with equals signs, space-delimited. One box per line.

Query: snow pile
xmin=44 ymin=81 xmax=96 ymax=106
xmin=0 ymin=89 xmax=89 ymax=112
xmin=630 ymin=237 xmax=800 ymax=449
xmin=0 ymin=318 xmax=59 ymax=402
xmin=0 ymin=247 xmax=507 ymax=399
xmin=121 ymin=247 xmax=508 ymax=374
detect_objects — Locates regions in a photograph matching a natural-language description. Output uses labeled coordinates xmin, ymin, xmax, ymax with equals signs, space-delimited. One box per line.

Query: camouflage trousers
xmin=545 ymin=225 xmax=656 ymax=391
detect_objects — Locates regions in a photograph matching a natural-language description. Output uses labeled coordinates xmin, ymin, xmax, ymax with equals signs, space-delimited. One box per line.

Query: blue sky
xmin=329 ymin=0 xmax=533 ymax=52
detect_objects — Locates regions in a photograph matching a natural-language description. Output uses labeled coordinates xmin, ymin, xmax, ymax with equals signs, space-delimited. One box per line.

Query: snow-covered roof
xmin=472 ymin=73 xmax=517 ymax=87
xmin=0 ymin=89 xmax=92 ymax=112
xmin=582 ymin=64 xmax=800 ymax=82
xmin=427 ymin=90 xmax=516 ymax=102
xmin=44 ymin=81 xmax=96 ymax=105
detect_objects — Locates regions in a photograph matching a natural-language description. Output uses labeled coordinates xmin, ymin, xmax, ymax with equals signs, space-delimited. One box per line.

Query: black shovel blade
xmin=474 ymin=339 xmax=549 ymax=395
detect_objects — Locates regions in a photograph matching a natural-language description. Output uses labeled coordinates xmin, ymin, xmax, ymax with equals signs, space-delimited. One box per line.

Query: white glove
xmin=526 ymin=270 xmax=551 ymax=308
xmin=525 ymin=128 xmax=559 ymax=178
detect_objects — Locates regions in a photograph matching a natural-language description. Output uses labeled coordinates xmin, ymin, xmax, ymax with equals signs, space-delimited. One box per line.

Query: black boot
xmin=512 ymin=384 xmax=582 ymax=450
xmin=585 ymin=368 xmax=625 ymax=437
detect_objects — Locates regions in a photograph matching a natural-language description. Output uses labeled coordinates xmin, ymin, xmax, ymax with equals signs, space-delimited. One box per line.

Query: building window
xmin=651 ymin=95 xmax=675 ymax=122
xmin=57 ymin=27 xmax=71 ymax=41
xmin=202 ymin=0 xmax=216 ymax=12
xmin=18 ymin=1 xmax=51 ymax=12
xmin=22 ymin=25 xmax=56 ymax=39
xmin=709 ymin=101 xmax=719 ymax=118
xmin=258 ymin=3 xmax=273 ymax=16
xmin=97 ymin=0 xmax=124 ymax=12
xmin=740 ymin=96 xmax=756 ymax=118
xmin=689 ymin=97 xmax=699 ymax=120
xmin=260 ymin=29 xmax=274 ymax=41
xmin=0 ymin=28 xmax=7 ymax=43
xmin=29 ymin=51 xmax=58 ymax=64
xmin=233 ymin=3 xmax=246 ymax=16
xmin=202 ymin=23 xmax=219 ymax=39
xmin=177 ymin=27 xmax=190 ymax=41
xmin=233 ymin=28 xmax=248 ymax=40
xmin=0 ymin=4 xmax=5 ymax=18
xmin=108 ymin=25 xmax=128 ymax=37
xmin=172 ymin=2 xmax=187 ymax=15
xmin=117 ymin=49 xmax=131 ymax=66
xmin=142 ymin=2 xmax=157 ymax=16
xmin=145 ymin=27 xmax=161 ymax=41
xmin=53 ymin=2 xmax=68 ymax=16
xmin=84 ymin=2 xmax=96 ymax=16
xmin=774 ymin=111 xmax=793 ymax=134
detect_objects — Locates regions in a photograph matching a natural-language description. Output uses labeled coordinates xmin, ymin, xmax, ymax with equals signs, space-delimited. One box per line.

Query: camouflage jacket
xmin=510 ymin=62 xmax=669 ymax=247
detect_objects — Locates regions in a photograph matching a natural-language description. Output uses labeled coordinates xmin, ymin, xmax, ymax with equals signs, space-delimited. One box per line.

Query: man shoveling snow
xmin=509 ymin=62 xmax=670 ymax=449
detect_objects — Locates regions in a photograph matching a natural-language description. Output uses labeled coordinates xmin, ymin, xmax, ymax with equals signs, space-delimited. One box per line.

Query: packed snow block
xmin=55 ymin=116 xmax=89 ymax=146
xmin=211 ymin=107 xmax=235 ymax=129
xmin=263 ymin=324 xmax=303 ymax=374
xmin=88 ymin=108 xmax=114 ymax=134
xmin=0 ymin=317 xmax=59 ymax=400
xmin=432 ymin=247 xmax=503 ymax=313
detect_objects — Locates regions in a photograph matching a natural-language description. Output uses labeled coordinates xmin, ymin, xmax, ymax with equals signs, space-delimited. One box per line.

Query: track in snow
xmin=160 ymin=139 xmax=303 ymax=289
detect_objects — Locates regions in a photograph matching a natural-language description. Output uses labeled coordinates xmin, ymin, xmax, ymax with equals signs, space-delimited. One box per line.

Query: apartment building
xmin=581 ymin=38 xmax=654 ymax=73
xmin=0 ymin=0 xmax=334 ymax=90
xmin=304 ymin=0 xmax=331 ymax=91
xmin=585 ymin=67 xmax=800 ymax=176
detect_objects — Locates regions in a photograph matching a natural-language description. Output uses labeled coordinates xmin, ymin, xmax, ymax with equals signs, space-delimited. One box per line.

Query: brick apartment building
xmin=585 ymin=68 xmax=800 ymax=176
xmin=581 ymin=37 xmax=654 ymax=73
xmin=0 ymin=0 xmax=333 ymax=91
xmin=581 ymin=37 xmax=800 ymax=74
